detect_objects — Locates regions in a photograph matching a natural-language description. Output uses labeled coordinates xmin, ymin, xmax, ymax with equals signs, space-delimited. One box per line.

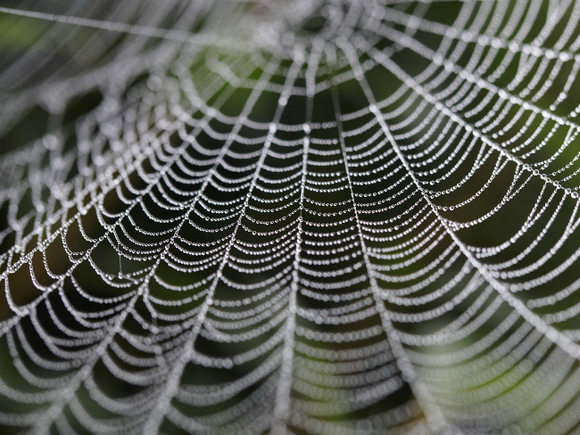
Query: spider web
xmin=2 ymin=0 xmax=580 ymax=433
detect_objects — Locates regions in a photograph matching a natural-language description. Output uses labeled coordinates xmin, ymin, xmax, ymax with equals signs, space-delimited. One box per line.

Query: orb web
xmin=1 ymin=1 xmax=580 ymax=434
